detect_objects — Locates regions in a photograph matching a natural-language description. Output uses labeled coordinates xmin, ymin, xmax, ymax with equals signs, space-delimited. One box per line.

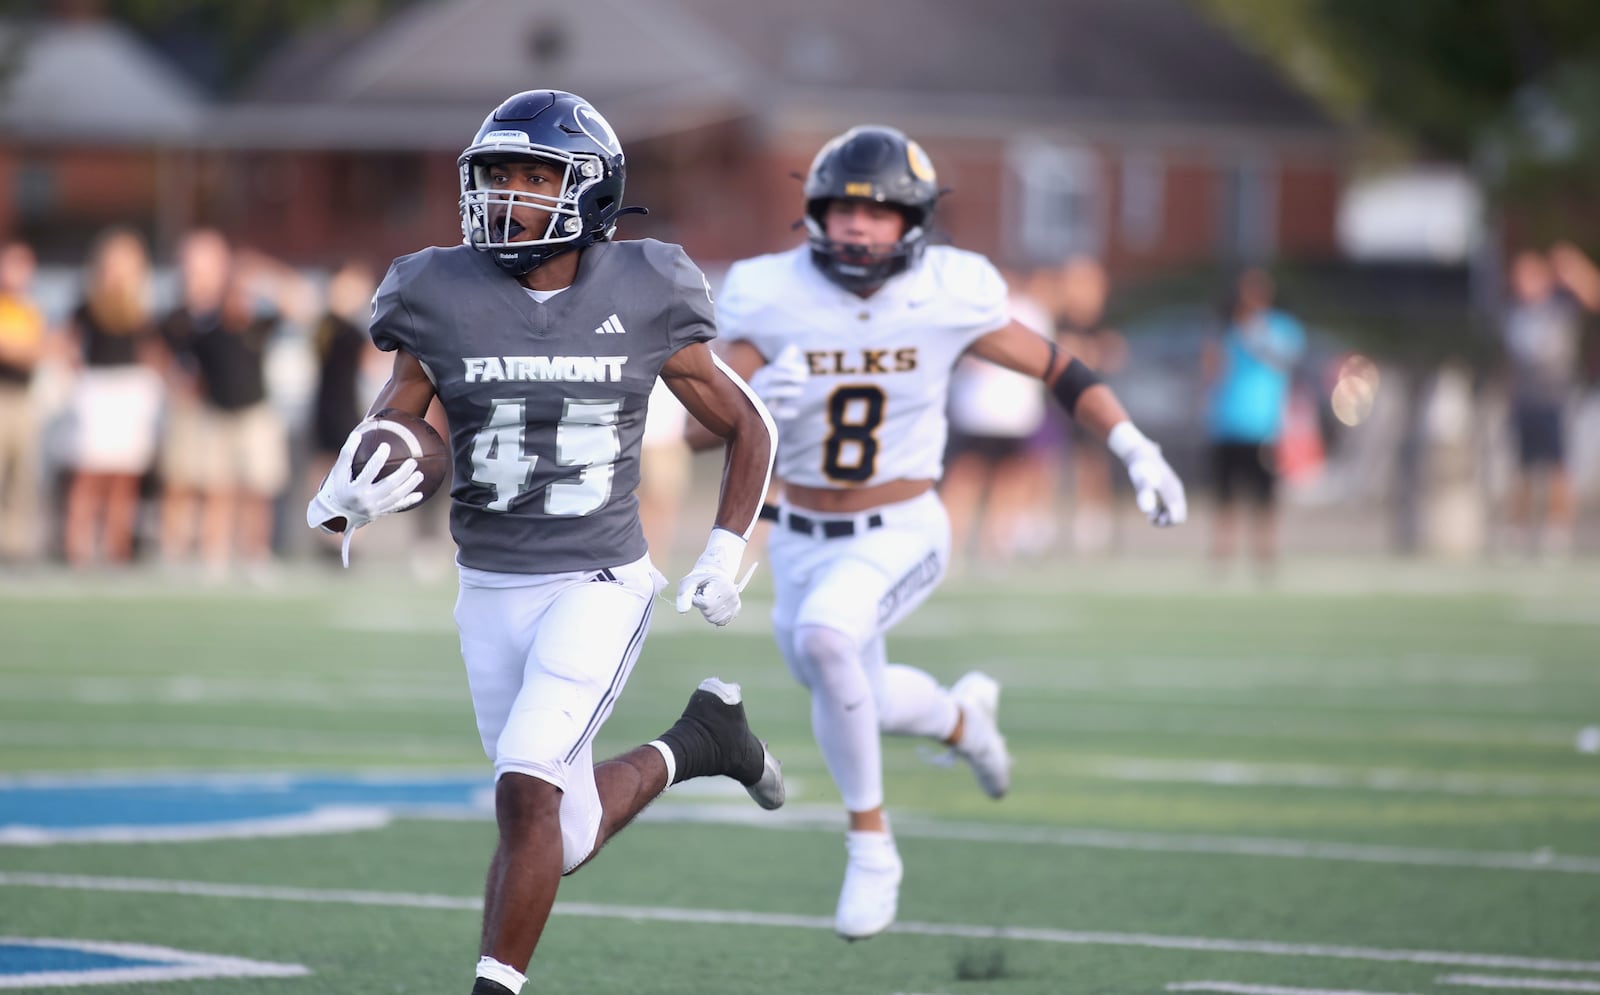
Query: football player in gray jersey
xmin=307 ymin=90 xmax=783 ymax=995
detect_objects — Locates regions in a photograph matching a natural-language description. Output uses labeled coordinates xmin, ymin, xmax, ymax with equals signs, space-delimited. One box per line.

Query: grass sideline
xmin=1 ymin=555 xmax=1597 ymax=994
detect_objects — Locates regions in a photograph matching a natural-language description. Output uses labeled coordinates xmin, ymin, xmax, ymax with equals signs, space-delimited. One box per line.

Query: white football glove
xmin=675 ymin=528 xmax=758 ymax=626
xmin=305 ymin=425 xmax=425 ymax=567
xmin=746 ymin=344 xmax=809 ymax=422
xmin=1107 ymin=422 xmax=1187 ymax=527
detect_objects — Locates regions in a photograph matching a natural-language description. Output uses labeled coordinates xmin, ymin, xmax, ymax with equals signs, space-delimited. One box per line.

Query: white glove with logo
xmin=305 ymin=425 xmax=425 ymax=566
xmin=1107 ymin=422 xmax=1187 ymax=527
xmin=746 ymin=344 xmax=809 ymax=422
xmin=675 ymin=528 xmax=758 ymax=626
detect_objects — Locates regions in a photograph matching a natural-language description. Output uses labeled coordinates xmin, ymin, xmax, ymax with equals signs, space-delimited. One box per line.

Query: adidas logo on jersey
xmin=594 ymin=314 xmax=626 ymax=335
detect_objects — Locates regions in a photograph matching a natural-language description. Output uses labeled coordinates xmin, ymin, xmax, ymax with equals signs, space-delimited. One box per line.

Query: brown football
xmin=351 ymin=408 xmax=450 ymax=510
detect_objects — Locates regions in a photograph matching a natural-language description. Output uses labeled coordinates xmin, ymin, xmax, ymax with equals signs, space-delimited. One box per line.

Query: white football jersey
xmin=718 ymin=244 xmax=1010 ymax=489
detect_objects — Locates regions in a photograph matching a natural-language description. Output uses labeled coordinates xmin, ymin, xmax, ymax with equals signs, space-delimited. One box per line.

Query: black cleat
xmin=671 ymin=677 xmax=786 ymax=810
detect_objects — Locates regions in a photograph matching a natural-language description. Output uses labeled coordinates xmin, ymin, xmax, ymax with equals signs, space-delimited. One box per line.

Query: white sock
xmin=476 ymin=956 xmax=527 ymax=994
xmin=646 ymin=739 xmax=677 ymax=785
xmin=845 ymin=817 xmax=899 ymax=865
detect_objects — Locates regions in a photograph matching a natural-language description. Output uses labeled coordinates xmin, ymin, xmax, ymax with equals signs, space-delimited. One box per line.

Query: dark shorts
xmin=946 ymin=431 xmax=1031 ymax=464
xmin=1213 ymin=441 xmax=1276 ymax=508
xmin=1512 ymin=402 xmax=1565 ymax=468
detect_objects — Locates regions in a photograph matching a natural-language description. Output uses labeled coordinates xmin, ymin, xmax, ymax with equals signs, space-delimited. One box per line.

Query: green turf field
xmin=2 ymin=556 xmax=1597 ymax=995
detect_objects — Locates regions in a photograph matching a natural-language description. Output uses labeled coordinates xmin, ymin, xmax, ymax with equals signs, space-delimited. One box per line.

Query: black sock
xmin=657 ymin=691 xmax=763 ymax=786
xmin=658 ymin=719 xmax=717 ymax=784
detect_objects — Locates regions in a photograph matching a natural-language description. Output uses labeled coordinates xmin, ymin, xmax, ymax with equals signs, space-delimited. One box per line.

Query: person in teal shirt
xmin=1202 ymin=268 xmax=1305 ymax=572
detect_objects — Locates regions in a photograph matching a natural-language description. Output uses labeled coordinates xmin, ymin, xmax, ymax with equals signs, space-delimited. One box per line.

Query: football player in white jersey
xmin=702 ymin=125 xmax=1187 ymax=941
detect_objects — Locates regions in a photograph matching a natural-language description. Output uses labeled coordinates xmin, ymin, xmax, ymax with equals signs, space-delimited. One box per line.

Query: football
xmin=351 ymin=408 xmax=451 ymax=509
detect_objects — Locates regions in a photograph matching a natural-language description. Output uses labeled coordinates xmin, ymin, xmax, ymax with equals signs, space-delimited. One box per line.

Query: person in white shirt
xmin=693 ymin=124 xmax=1187 ymax=941
xmin=941 ymin=270 xmax=1054 ymax=569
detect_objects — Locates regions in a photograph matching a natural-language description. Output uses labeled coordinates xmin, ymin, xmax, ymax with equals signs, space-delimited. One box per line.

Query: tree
xmin=1196 ymin=0 xmax=1600 ymax=555
xmin=1195 ymin=0 xmax=1600 ymax=250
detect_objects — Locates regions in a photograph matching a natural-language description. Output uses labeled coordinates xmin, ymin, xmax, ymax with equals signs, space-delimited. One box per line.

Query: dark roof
xmin=224 ymin=0 xmax=1337 ymax=149
xmin=232 ymin=0 xmax=752 ymax=149
xmin=0 ymin=20 xmax=207 ymax=142
xmin=675 ymin=0 xmax=1334 ymax=131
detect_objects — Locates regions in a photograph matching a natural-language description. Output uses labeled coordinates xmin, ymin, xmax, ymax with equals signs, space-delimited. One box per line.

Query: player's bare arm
xmin=305 ymin=346 xmax=435 ymax=556
xmin=966 ymin=320 xmax=1129 ymax=439
xmin=365 ymin=347 xmax=438 ymax=419
xmin=967 ymin=319 xmax=1187 ymax=526
xmin=662 ymin=339 xmax=777 ymax=626
xmin=682 ymin=339 xmax=766 ymax=451
xmin=661 ymin=340 xmax=774 ymax=536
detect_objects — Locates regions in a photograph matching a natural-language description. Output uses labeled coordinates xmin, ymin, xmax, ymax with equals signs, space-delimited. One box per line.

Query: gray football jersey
xmin=371 ymin=239 xmax=716 ymax=573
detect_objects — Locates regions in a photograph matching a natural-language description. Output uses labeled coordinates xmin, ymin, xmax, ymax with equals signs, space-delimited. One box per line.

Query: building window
xmin=1119 ymin=151 xmax=1164 ymax=251
xmin=1006 ymin=138 xmax=1101 ymax=262
xmin=1219 ymin=156 xmax=1277 ymax=261
xmin=15 ymin=158 xmax=54 ymax=220
xmin=334 ymin=153 xmax=424 ymax=227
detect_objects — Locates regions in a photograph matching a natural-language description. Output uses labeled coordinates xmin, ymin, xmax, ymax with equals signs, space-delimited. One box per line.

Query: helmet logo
xmin=483 ymin=129 xmax=530 ymax=146
xmin=574 ymin=104 xmax=621 ymax=155
xmin=844 ymin=181 xmax=874 ymax=197
xmin=906 ymin=140 xmax=936 ymax=182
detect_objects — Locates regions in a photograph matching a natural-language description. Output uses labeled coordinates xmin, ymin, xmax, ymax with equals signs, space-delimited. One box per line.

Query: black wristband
xmin=1049 ymin=357 xmax=1102 ymax=415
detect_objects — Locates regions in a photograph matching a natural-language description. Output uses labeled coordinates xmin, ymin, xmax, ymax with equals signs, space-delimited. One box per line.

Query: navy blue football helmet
xmin=458 ymin=90 xmax=627 ymax=276
xmin=802 ymin=125 xmax=939 ymax=292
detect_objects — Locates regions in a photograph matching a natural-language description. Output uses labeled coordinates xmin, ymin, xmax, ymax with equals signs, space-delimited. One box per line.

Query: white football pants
xmin=768 ymin=490 xmax=959 ymax=812
xmin=455 ymin=553 xmax=664 ymax=872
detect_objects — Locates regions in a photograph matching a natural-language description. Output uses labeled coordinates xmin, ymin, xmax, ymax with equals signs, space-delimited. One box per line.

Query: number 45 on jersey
xmin=471 ymin=397 xmax=622 ymax=515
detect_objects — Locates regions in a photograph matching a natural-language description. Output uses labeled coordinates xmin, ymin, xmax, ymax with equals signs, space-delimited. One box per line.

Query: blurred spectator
xmin=1500 ymin=243 xmax=1600 ymax=557
xmin=192 ymin=249 xmax=313 ymax=575
xmin=156 ymin=228 xmax=231 ymax=565
xmin=305 ymin=259 xmax=383 ymax=562
xmin=1053 ymin=256 xmax=1127 ymax=554
xmin=1201 ymin=267 xmax=1306 ymax=574
xmin=62 ymin=228 xmax=163 ymax=567
xmin=0 ymin=241 xmax=47 ymax=564
xmin=941 ymin=266 xmax=1052 ymax=570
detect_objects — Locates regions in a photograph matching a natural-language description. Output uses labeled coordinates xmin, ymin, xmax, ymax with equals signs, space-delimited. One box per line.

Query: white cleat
xmin=950 ymin=671 xmax=1011 ymax=799
xmin=834 ymin=830 xmax=902 ymax=941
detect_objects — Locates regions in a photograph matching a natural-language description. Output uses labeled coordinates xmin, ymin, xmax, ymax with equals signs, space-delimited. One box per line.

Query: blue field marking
xmin=0 ymin=937 xmax=309 ymax=988
xmin=0 ymin=771 xmax=493 ymax=844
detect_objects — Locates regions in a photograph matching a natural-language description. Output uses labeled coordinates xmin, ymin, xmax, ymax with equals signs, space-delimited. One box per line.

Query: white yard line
xmin=4 ymin=768 xmax=1597 ymax=874
xmin=0 ymin=806 xmax=393 ymax=845
xmin=1438 ymin=975 xmax=1600 ymax=992
xmin=2 ymin=872 xmax=1598 ymax=974
xmin=0 ymin=674 xmax=463 ymax=707
xmin=1082 ymin=758 xmax=1600 ymax=798
xmin=1513 ymin=604 xmax=1600 ymax=626
xmin=1167 ymin=983 xmax=1424 ymax=995
xmin=0 ymin=722 xmax=468 ymax=758
xmin=641 ymin=803 xmax=1600 ymax=876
